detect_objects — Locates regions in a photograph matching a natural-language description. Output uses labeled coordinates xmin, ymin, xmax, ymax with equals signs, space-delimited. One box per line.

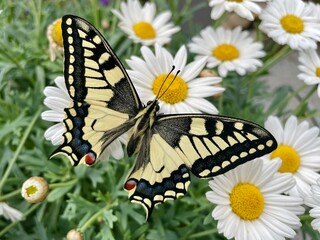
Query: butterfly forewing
xmin=51 ymin=15 xmax=142 ymax=165
xmin=155 ymin=114 xmax=277 ymax=177
xmin=61 ymin=15 xmax=142 ymax=115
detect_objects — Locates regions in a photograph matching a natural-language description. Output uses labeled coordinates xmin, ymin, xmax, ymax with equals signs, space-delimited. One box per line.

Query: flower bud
xmin=21 ymin=176 xmax=49 ymax=203
xmin=66 ymin=229 xmax=83 ymax=240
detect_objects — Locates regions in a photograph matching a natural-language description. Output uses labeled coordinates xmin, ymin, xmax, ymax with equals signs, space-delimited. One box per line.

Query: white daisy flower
xmin=264 ymin=116 xmax=320 ymax=198
xmin=21 ymin=176 xmax=49 ymax=203
xmin=206 ymin=158 xmax=304 ymax=240
xmin=41 ymin=76 xmax=126 ymax=161
xmin=208 ymin=0 xmax=267 ymax=21
xmin=188 ymin=26 xmax=265 ymax=77
xmin=0 ymin=202 xmax=23 ymax=222
xmin=305 ymin=178 xmax=320 ymax=232
xmin=259 ymin=0 xmax=320 ymax=50
xmin=126 ymin=44 xmax=224 ymax=114
xmin=111 ymin=0 xmax=180 ymax=46
xmin=298 ymin=48 xmax=320 ymax=98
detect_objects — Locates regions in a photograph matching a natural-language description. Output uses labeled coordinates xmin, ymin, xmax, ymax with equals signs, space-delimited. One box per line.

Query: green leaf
xmin=102 ymin=209 xmax=118 ymax=229
xmin=46 ymin=186 xmax=73 ymax=202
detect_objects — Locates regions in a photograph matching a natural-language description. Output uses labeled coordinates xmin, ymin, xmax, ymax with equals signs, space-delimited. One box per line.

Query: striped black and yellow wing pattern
xmin=51 ymin=15 xmax=142 ymax=165
xmin=53 ymin=15 xmax=277 ymax=220
xmin=125 ymin=114 xmax=276 ymax=219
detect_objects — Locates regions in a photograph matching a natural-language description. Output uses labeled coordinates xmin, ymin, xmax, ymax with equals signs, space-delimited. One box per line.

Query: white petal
xmin=180 ymin=57 xmax=208 ymax=82
xmin=0 ymin=202 xmax=23 ymax=222
xmin=185 ymin=98 xmax=219 ymax=114
xmin=173 ymin=45 xmax=187 ymax=72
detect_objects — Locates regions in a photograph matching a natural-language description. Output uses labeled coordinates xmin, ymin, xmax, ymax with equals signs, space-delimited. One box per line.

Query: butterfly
xmin=52 ymin=15 xmax=277 ymax=219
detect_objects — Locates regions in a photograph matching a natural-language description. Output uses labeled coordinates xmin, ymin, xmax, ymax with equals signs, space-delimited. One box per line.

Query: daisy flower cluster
xmin=4 ymin=0 xmax=320 ymax=238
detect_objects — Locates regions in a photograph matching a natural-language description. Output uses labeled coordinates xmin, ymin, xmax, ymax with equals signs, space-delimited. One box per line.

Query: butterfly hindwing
xmin=125 ymin=132 xmax=191 ymax=220
xmin=125 ymin=114 xmax=277 ymax=218
xmin=51 ymin=15 xmax=142 ymax=165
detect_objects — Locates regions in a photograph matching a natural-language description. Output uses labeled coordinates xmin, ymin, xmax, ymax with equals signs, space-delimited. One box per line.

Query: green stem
xmin=90 ymin=0 xmax=99 ymax=27
xmin=300 ymin=214 xmax=314 ymax=222
xmin=213 ymin=12 xmax=227 ymax=29
xmin=255 ymin=22 xmax=263 ymax=42
xmin=246 ymin=73 xmax=257 ymax=106
xmin=256 ymin=45 xmax=291 ymax=76
xmin=292 ymin=85 xmax=317 ymax=116
xmin=180 ymin=0 xmax=192 ymax=17
xmin=218 ymin=90 xmax=224 ymax=114
xmin=242 ymin=46 xmax=291 ymax=117
xmin=131 ymin=42 xmax=140 ymax=56
xmin=0 ymin=203 xmax=40 ymax=237
xmin=268 ymin=84 xmax=306 ymax=115
xmin=242 ymin=71 xmax=258 ymax=118
xmin=109 ymin=0 xmax=121 ymax=36
xmin=0 ymin=109 xmax=41 ymax=194
xmin=49 ymin=179 xmax=79 ymax=189
xmin=29 ymin=0 xmax=42 ymax=46
xmin=0 ymin=189 xmax=21 ymax=201
xmin=79 ymin=205 xmax=110 ymax=232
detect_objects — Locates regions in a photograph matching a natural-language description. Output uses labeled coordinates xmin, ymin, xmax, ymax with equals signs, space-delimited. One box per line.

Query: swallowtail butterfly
xmin=52 ymin=15 xmax=277 ymax=219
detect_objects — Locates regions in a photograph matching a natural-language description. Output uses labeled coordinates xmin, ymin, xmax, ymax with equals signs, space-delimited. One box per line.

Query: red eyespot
xmin=124 ymin=179 xmax=137 ymax=191
xmin=85 ymin=152 xmax=96 ymax=165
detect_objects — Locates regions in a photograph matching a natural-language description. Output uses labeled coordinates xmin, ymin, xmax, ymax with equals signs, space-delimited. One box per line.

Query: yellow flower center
xmin=52 ymin=19 xmax=63 ymax=47
xmin=270 ymin=145 xmax=300 ymax=173
xmin=230 ymin=183 xmax=264 ymax=220
xmin=280 ymin=15 xmax=304 ymax=34
xmin=316 ymin=67 xmax=320 ymax=77
xmin=212 ymin=44 xmax=239 ymax=61
xmin=152 ymin=73 xmax=188 ymax=104
xmin=133 ymin=22 xmax=156 ymax=40
xmin=227 ymin=0 xmax=243 ymax=2
xmin=26 ymin=185 xmax=38 ymax=197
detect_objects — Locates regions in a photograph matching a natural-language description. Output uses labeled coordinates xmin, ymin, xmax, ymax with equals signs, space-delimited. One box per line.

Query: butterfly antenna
xmin=156 ymin=65 xmax=175 ymax=99
xmin=156 ymin=67 xmax=181 ymax=100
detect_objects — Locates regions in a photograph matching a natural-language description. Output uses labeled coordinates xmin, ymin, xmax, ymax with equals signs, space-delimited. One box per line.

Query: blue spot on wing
xmin=129 ymin=165 xmax=190 ymax=219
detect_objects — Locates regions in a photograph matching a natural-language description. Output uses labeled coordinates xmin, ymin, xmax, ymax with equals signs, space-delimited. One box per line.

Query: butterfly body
xmin=127 ymin=100 xmax=158 ymax=157
xmin=53 ymin=15 xmax=278 ymax=219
